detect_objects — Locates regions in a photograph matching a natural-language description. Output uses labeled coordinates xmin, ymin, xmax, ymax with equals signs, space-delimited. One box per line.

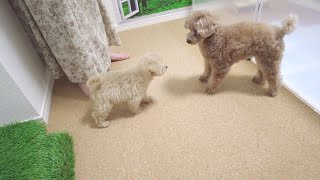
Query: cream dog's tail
xmin=279 ymin=14 xmax=298 ymax=37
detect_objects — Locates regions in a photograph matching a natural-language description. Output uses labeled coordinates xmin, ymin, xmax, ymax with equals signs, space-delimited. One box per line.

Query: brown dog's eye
xmin=194 ymin=30 xmax=199 ymax=37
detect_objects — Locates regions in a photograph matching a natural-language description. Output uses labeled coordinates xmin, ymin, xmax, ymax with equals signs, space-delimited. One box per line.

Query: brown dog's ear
xmin=184 ymin=18 xmax=190 ymax=29
xmin=195 ymin=14 xmax=217 ymax=38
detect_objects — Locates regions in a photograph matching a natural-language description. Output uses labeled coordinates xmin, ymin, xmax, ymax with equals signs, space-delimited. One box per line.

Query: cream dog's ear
xmin=148 ymin=61 xmax=167 ymax=76
xmin=87 ymin=75 xmax=102 ymax=90
xmin=195 ymin=14 xmax=218 ymax=38
xmin=148 ymin=63 xmax=159 ymax=74
xmin=139 ymin=52 xmax=162 ymax=74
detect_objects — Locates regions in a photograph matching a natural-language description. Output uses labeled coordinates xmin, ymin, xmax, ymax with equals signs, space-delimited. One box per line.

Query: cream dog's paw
xmin=142 ymin=96 xmax=153 ymax=103
xmin=97 ymin=121 xmax=110 ymax=128
xmin=132 ymin=107 xmax=142 ymax=114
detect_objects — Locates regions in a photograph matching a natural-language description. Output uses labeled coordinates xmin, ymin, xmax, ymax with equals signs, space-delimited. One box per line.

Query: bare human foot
xmin=79 ymin=82 xmax=90 ymax=97
xmin=110 ymin=53 xmax=130 ymax=62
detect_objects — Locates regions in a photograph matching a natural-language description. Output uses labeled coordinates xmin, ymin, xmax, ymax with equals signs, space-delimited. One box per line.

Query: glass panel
xmin=130 ymin=0 xmax=137 ymax=11
xmin=260 ymin=0 xmax=320 ymax=111
xmin=139 ymin=0 xmax=192 ymax=16
xmin=122 ymin=2 xmax=130 ymax=16
xmin=192 ymin=0 xmax=257 ymax=23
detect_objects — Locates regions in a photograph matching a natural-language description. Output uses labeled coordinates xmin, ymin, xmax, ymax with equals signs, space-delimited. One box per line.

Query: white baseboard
xmin=116 ymin=7 xmax=191 ymax=32
xmin=282 ymin=82 xmax=320 ymax=115
xmin=40 ymin=76 xmax=54 ymax=124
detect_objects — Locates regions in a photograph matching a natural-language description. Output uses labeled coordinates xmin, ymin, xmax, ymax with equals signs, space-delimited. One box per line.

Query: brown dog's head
xmin=139 ymin=53 xmax=168 ymax=76
xmin=184 ymin=10 xmax=220 ymax=45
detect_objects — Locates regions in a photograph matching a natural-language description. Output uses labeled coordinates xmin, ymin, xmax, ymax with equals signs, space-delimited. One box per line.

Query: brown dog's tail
xmin=279 ymin=14 xmax=298 ymax=38
xmin=87 ymin=75 xmax=102 ymax=92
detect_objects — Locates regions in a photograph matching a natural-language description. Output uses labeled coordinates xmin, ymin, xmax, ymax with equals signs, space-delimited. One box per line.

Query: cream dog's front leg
xmin=142 ymin=95 xmax=153 ymax=103
xmin=128 ymin=96 xmax=143 ymax=114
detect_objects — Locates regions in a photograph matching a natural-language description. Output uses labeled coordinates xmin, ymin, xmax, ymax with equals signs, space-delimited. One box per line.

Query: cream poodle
xmin=185 ymin=10 xmax=297 ymax=96
xmin=87 ymin=53 xmax=168 ymax=128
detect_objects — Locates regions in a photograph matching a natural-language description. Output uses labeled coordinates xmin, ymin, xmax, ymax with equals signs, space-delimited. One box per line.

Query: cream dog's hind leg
xmin=92 ymin=101 xmax=113 ymax=128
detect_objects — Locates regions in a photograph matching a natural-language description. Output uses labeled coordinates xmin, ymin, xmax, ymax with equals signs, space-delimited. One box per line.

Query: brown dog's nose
xmin=186 ymin=39 xmax=191 ymax=44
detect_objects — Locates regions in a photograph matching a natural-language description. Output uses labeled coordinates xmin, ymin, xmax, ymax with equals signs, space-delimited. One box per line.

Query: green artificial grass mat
xmin=0 ymin=120 xmax=75 ymax=180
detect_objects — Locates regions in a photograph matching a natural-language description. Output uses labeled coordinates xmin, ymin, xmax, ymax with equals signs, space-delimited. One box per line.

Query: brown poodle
xmin=185 ymin=10 xmax=297 ymax=96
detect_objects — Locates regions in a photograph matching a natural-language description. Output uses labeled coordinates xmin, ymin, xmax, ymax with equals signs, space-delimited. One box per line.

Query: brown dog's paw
xmin=267 ymin=89 xmax=278 ymax=97
xmin=252 ymin=76 xmax=265 ymax=85
xmin=205 ymin=87 xmax=216 ymax=94
xmin=199 ymin=75 xmax=209 ymax=82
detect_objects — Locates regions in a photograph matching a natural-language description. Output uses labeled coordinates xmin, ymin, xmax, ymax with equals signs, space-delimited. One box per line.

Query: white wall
xmin=0 ymin=0 xmax=53 ymax=125
xmin=0 ymin=64 xmax=38 ymax=125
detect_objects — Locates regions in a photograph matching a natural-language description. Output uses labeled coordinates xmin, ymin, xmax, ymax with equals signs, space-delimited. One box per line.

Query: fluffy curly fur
xmin=185 ymin=10 xmax=298 ymax=96
xmin=87 ymin=53 xmax=167 ymax=128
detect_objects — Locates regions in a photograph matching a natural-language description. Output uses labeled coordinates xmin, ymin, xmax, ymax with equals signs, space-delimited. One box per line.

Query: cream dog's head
xmin=184 ymin=10 xmax=220 ymax=45
xmin=139 ymin=53 xmax=167 ymax=76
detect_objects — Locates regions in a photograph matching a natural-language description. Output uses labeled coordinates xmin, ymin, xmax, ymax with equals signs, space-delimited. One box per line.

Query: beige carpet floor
xmin=48 ymin=19 xmax=320 ymax=179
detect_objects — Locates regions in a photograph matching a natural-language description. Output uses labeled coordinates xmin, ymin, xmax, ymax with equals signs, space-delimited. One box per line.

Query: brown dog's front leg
xmin=199 ymin=62 xmax=212 ymax=82
xmin=206 ymin=66 xmax=230 ymax=94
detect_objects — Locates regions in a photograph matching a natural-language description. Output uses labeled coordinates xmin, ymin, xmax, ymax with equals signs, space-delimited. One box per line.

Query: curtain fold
xmin=10 ymin=0 xmax=121 ymax=82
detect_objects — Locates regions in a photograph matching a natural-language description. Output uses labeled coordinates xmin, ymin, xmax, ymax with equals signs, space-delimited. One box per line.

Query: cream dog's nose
xmin=187 ymin=39 xmax=191 ymax=44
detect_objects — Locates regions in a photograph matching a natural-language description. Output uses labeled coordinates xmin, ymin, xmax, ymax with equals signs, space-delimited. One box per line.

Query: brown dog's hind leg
xmin=258 ymin=54 xmax=282 ymax=97
xmin=266 ymin=71 xmax=281 ymax=97
xmin=252 ymin=70 xmax=266 ymax=85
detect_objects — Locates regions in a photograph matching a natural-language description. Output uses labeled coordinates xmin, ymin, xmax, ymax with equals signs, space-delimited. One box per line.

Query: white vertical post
xmin=254 ymin=0 xmax=264 ymax=22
